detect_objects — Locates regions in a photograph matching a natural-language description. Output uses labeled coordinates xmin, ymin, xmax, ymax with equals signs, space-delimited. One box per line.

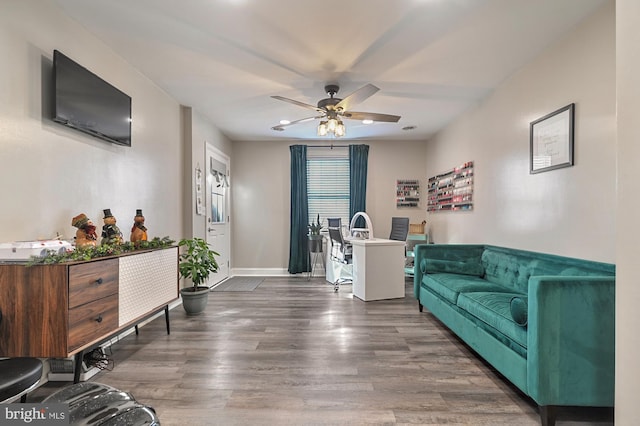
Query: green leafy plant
xmin=308 ymin=214 xmax=323 ymax=236
xmin=178 ymin=238 xmax=219 ymax=291
xmin=27 ymin=236 xmax=175 ymax=266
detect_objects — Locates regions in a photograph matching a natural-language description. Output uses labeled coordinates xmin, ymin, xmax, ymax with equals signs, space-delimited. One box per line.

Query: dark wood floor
xmin=31 ymin=277 xmax=613 ymax=425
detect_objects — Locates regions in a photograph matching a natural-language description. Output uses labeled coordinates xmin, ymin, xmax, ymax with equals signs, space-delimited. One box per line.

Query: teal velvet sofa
xmin=413 ymin=244 xmax=615 ymax=426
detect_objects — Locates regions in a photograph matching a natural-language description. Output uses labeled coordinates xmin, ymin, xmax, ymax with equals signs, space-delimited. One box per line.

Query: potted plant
xmin=308 ymin=214 xmax=323 ymax=253
xmin=178 ymin=237 xmax=219 ymax=315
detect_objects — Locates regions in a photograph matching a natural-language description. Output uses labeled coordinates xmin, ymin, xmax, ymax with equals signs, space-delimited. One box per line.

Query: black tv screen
xmin=53 ymin=50 xmax=132 ymax=146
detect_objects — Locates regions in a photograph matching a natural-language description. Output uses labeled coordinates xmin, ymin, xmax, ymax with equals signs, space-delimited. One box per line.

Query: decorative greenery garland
xmin=27 ymin=236 xmax=175 ymax=266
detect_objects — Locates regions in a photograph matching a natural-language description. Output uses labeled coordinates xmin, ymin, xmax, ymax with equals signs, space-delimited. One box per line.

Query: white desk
xmin=350 ymin=238 xmax=405 ymax=301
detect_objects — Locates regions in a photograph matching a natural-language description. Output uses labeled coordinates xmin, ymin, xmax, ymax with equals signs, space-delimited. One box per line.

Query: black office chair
xmin=327 ymin=217 xmax=342 ymax=229
xmin=389 ymin=217 xmax=410 ymax=241
xmin=389 ymin=217 xmax=410 ymax=266
xmin=327 ymin=218 xmax=352 ymax=292
xmin=0 ymin=310 xmax=43 ymax=403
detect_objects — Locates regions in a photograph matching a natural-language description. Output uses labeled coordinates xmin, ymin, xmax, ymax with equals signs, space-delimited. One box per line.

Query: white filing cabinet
xmin=351 ymin=238 xmax=405 ymax=301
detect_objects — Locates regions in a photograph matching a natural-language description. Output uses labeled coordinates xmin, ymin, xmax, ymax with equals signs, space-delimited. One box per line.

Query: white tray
xmin=0 ymin=240 xmax=73 ymax=261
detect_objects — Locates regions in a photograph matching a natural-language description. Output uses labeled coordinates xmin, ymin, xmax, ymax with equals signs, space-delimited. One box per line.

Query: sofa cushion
xmin=422 ymin=273 xmax=512 ymax=304
xmin=480 ymin=249 xmax=533 ymax=292
xmin=420 ymin=258 xmax=484 ymax=277
xmin=457 ymin=291 xmax=528 ymax=349
xmin=510 ymin=296 xmax=528 ymax=326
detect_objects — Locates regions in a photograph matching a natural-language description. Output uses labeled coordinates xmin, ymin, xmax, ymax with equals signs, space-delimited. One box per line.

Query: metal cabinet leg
xmin=165 ymin=305 xmax=170 ymax=335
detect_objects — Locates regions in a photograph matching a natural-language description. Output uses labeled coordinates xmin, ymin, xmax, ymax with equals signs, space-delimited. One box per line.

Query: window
xmin=306 ymin=147 xmax=350 ymax=228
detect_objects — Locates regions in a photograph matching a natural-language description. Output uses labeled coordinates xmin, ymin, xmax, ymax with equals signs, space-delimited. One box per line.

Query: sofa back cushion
xmin=481 ymin=249 xmax=534 ymax=292
xmin=418 ymin=244 xmax=485 ymax=276
xmin=420 ymin=258 xmax=484 ymax=277
xmin=481 ymin=246 xmax=615 ymax=292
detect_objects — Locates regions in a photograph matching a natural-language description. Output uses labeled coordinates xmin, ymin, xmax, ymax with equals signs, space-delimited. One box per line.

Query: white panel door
xmin=205 ymin=144 xmax=230 ymax=284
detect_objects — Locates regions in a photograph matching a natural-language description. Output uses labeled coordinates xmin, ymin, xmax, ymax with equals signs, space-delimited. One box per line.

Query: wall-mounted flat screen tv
xmin=53 ymin=50 xmax=132 ymax=146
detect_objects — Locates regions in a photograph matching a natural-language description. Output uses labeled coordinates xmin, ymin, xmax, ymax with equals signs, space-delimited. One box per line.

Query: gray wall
xmin=0 ymin=1 xmax=183 ymax=242
xmin=616 ymin=0 xmax=640 ymax=422
xmin=231 ymin=139 xmax=427 ymax=274
xmin=182 ymin=106 xmax=233 ymax=240
xmin=424 ymin=2 xmax=615 ymax=263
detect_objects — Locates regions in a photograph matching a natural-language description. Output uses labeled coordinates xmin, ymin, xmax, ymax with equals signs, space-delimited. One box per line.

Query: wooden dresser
xmin=0 ymin=246 xmax=178 ymax=379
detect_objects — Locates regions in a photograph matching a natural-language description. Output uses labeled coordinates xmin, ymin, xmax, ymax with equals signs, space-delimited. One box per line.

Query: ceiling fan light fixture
xmin=272 ymin=83 xmax=398 ymax=138
xmin=317 ymin=121 xmax=328 ymax=136
xmin=327 ymin=118 xmax=338 ymax=132
xmin=317 ymin=118 xmax=345 ymax=138
xmin=279 ymin=119 xmax=290 ymax=125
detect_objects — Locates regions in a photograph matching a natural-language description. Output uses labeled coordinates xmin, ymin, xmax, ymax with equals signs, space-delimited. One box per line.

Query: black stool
xmin=0 ymin=358 xmax=43 ymax=403
xmin=0 ymin=309 xmax=43 ymax=403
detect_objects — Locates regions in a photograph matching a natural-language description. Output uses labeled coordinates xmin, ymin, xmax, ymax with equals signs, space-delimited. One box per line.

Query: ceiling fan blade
xmin=335 ymin=84 xmax=379 ymax=111
xmin=271 ymin=96 xmax=325 ymax=113
xmin=342 ymin=111 xmax=401 ymax=123
xmin=271 ymin=116 xmax=322 ymax=131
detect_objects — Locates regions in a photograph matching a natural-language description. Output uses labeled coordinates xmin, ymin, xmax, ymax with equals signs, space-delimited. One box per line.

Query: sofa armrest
xmin=527 ymin=276 xmax=615 ymax=406
xmin=413 ymin=244 xmax=485 ymax=299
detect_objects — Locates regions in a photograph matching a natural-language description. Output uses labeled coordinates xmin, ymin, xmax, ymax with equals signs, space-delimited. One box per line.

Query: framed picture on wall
xmin=530 ymin=103 xmax=575 ymax=174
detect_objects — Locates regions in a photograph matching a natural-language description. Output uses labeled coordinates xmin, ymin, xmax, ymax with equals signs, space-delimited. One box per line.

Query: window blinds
xmin=306 ymin=147 xmax=350 ymax=227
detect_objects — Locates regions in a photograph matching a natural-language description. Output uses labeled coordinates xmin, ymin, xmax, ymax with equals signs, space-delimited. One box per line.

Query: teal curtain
xmin=349 ymin=144 xmax=369 ymax=228
xmin=288 ymin=145 xmax=309 ymax=274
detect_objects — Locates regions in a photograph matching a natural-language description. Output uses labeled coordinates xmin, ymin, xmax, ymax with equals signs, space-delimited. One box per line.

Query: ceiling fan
xmin=270 ymin=84 xmax=401 ymax=136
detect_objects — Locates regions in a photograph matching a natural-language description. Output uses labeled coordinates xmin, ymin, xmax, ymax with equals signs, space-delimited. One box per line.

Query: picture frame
xmin=529 ymin=103 xmax=575 ymax=174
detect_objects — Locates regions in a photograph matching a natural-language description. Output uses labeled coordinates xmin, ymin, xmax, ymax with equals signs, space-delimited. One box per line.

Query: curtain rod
xmin=306 ymin=144 xmax=349 ymax=149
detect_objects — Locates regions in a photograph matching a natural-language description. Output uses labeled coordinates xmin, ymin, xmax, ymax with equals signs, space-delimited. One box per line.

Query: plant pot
xmin=308 ymin=235 xmax=323 ymax=253
xmin=180 ymin=286 xmax=210 ymax=316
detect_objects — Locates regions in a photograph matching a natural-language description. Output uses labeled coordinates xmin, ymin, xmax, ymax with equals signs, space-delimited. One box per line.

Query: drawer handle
xmin=95 ymin=278 xmax=103 ymax=285
xmin=95 ymin=315 xmax=103 ymax=323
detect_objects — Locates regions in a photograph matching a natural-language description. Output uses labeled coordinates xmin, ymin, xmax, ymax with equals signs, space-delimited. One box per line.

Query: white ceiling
xmin=53 ymin=0 xmax=605 ymax=142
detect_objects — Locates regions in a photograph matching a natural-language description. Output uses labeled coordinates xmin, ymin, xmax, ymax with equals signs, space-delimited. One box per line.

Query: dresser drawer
xmin=69 ymin=259 xmax=118 ymax=309
xmin=68 ymin=294 xmax=118 ymax=352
